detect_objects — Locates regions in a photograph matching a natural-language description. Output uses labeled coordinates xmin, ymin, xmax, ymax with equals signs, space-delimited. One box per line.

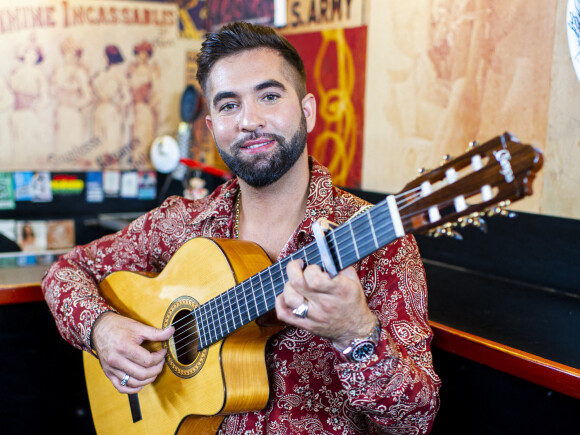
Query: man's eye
xmin=263 ymin=94 xmax=279 ymax=102
xmin=220 ymin=102 xmax=237 ymax=112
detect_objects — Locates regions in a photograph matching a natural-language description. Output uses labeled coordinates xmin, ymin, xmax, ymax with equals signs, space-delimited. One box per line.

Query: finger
xmin=339 ymin=266 xmax=360 ymax=282
xmin=121 ymin=324 xmax=173 ymax=367
xmin=275 ymin=293 xmax=310 ymax=325
xmin=283 ymin=260 xmax=311 ymax=306
xmin=114 ymin=372 xmax=149 ymax=394
xmin=113 ymin=366 xmax=161 ymax=389
xmin=109 ymin=353 xmax=165 ymax=393
xmin=302 ymin=264 xmax=332 ymax=292
xmin=285 ymin=259 xmax=306 ymax=284
xmin=280 ymin=281 xmax=308 ymax=310
xmin=140 ymin=325 xmax=175 ymax=343
xmin=118 ymin=345 xmax=168 ymax=380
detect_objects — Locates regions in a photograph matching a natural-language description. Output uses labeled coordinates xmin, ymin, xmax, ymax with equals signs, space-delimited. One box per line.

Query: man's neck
xmin=236 ymin=154 xmax=310 ymax=261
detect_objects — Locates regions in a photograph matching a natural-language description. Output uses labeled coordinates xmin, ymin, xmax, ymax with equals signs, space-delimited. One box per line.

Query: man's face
xmin=204 ymin=48 xmax=316 ymax=187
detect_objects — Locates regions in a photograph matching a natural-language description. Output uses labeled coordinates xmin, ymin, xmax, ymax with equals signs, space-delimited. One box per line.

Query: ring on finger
xmin=292 ymin=299 xmax=309 ymax=319
xmin=121 ymin=373 xmax=130 ymax=386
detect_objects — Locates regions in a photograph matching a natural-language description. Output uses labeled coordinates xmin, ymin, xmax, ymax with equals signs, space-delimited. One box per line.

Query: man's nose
xmin=239 ymin=101 xmax=266 ymax=132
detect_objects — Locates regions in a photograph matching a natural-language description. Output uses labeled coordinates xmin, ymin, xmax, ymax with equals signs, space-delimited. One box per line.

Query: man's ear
xmin=205 ymin=114 xmax=213 ymax=134
xmin=302 ymin=93 xmax=317 ymax=133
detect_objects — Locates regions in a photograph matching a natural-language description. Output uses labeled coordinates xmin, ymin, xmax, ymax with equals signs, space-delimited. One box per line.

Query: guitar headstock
xmin=397 ymin=132 xmax=543 ymax=238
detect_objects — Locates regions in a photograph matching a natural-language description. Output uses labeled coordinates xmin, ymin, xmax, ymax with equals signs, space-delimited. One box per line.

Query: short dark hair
xmin=196 ymin=21 xmax=307 ymax=98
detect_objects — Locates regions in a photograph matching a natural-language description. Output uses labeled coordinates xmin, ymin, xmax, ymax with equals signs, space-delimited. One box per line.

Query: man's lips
xmin=240 ymin=138 xmax=276 ymax=153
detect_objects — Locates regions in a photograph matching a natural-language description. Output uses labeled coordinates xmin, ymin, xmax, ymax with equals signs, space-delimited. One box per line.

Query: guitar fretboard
xmin=194 ymin=199 xmax=399 ymax=350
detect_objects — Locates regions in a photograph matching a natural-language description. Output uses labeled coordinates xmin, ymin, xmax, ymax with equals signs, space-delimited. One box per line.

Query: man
xmin=42 ymin=22 xmax=440 ymax=434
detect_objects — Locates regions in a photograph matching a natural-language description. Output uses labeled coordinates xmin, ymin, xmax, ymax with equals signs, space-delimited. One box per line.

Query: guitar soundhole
xmin=172 ymin=309 xmax=199 ymax=365
xmin=163 ymin=296 xmax=208 ymax=379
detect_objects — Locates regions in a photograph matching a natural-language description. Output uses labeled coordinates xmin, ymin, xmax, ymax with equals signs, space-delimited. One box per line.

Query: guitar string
xmin=148 ymin=181 xmax=458 ymax=356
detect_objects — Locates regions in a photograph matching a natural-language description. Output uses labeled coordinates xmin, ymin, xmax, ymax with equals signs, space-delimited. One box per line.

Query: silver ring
xmin=292 ymin=300 xmax=309 ymax=319
xmin=121 ymin=374 xmax=130 ymax=386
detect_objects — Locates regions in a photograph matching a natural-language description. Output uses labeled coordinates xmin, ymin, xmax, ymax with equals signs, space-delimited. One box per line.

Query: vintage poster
xmin=178 ymin=0 xmax=208 ymax=39
xmin=287 ymin=26 xmax=367 ymax=188
xmin=0 ymin=0 xmax=181 ymax=172
xmin=281 ymin=0 xmax=368 ymax=35
xmin=206 ymin=0 xmax=286 ymax=31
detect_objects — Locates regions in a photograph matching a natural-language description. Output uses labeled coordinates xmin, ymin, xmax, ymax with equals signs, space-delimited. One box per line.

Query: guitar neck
xmin=195 ymin=199 xmax=399 ymax=350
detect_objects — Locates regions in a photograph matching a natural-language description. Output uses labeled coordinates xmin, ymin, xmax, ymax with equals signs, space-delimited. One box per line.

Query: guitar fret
xmin=215 ymin=295 xmax=224 ymax=338
xmin=208 ymin=299 xmax=217 ymax=344
xmin=267 ymin=267 xmax=277 ymax=310
xmin=241 ymin=280 xmax=251 ymax=323
xmin=247 ymin=276 xmax=259 ymax=319
xmin=235 ymin=282 xmax=246 ymax=326
xmin=225 ymin=287 xmax=236 ymax=331
xmin=232 ymin=284 xmax=242 ymax=329
xmin=198 ymin=305 xmax=209 ymax=349
xmin=330 ymin=230 xmax=343 ymax=269
xmin=348 ymin=221 xmax=360 ymax=259
xmin=367 ymin=212 xmax=379 ymax=249
xmin=352 ymin=213 xmax=378 ymax=257
xmin=277 ymin=261 xmax=286 ymax=296
xmin=191 ymin=309 xmax=202 ymax=349
xmin=257 ymin=270 xmax=266 ymax=314
xmin=204 ymin=300 xmax=213 ymax=345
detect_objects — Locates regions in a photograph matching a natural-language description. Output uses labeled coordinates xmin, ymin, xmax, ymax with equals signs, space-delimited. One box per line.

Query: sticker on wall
xmin=31 ymin=172 xmax=53 ymax=203
xmin=13 ymin=172 xmax=34 ymax=201
xmin=51 ymin=174 xmax=85 ymax=196
xmin=567 ymin=0 xmax=580 ymax=83
xmin=86 ymin=172 xmax=105 ymax=203
xmin=103 ymin=170 xmax=121 ymax=198
xmin=120 ymin=171 xmax=139 ymax=199
xmin=0 ymin=173 xmax=15 ymax=210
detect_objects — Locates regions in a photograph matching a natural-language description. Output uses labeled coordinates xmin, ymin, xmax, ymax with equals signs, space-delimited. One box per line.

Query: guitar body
xmin=84 ymin=237 xmax=282 ymax=435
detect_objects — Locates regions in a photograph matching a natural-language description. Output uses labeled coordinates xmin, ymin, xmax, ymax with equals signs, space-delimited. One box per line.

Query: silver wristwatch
xmin=334 ymin=318 xmax=381 ymax=363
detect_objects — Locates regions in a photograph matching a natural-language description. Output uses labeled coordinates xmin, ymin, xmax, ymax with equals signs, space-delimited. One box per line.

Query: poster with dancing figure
xmin=0 ymin=0 xmax=181 ymax=171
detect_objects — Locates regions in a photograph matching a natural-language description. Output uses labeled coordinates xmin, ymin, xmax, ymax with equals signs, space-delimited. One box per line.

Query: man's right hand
xmin=91 ymin=312 xmax=174 ymax=393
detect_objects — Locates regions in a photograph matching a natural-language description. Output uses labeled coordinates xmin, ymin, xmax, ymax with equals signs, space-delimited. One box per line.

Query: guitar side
xmin=84 ymin=237 xmax=281 ymax=435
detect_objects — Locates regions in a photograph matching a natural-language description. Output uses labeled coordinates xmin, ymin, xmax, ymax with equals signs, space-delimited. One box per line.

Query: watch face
xmin=351 ymin=342 xmax=375 ymax=362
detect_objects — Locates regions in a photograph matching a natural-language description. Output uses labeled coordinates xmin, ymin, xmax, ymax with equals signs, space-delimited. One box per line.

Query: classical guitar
xmin=84 ymin=132 xmax=543 ymax=434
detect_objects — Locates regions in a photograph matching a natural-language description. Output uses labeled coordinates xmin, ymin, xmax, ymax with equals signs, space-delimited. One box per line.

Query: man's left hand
xmin=275 ymin=259 xmax=377 ymax=349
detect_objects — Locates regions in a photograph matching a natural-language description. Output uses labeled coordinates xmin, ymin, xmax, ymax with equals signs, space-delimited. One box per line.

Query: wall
xmin=363 ymin=0 xmax=580 ymax=220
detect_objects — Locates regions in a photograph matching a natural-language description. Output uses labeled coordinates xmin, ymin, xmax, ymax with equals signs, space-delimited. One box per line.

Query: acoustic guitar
xmin=84 ymin=132 xmax=543 ymax=434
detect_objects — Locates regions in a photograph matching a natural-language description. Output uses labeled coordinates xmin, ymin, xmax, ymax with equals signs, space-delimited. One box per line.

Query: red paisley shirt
xmin=42 ymin=158 xmax=440 ymax=434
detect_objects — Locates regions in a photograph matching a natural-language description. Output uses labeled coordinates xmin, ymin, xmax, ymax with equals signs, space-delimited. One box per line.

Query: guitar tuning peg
xmin=501 ymin=209 xmax=517 ymax=218
xmin=427 ymin=223 xmax=464 ymax=240
xmin=485 ymin=206 xmax=503 ymax=217
xmin=471 ymin=216 xmax=488 ymax=232
xmin=457 ymin=213 xmax=488 ymax=233
xmin=415 ymin=167 xmax=428 ymax=179
xmin=441 ymin=154 xmax=453 ymax=165
xmin=468 ymin=140 xmax=479 ymax=149
xmin=484 ymin=201 xmax=516 ymax=219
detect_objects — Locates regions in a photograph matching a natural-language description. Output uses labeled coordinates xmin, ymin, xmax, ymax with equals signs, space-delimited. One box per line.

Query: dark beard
xmin=216 ymin=116 xmax=308 ymax=187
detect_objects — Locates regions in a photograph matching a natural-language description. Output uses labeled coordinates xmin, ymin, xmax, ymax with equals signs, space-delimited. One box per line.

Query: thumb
xmin=141 ymin=324 xmax=174 ymax=342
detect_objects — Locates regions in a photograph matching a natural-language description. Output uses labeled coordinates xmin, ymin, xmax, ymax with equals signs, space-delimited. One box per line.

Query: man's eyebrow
xmin=255 ymin=79 xmax=286 ymax=92
xmin=212 ymin=91 xmax=237 ymax=109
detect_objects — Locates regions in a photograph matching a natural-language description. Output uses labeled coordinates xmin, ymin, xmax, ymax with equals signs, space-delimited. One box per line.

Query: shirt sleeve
xmin=334 ymin=234 xmax=441 ymax=433
xmin=41 ymin=196 xmax=192 ymax=352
